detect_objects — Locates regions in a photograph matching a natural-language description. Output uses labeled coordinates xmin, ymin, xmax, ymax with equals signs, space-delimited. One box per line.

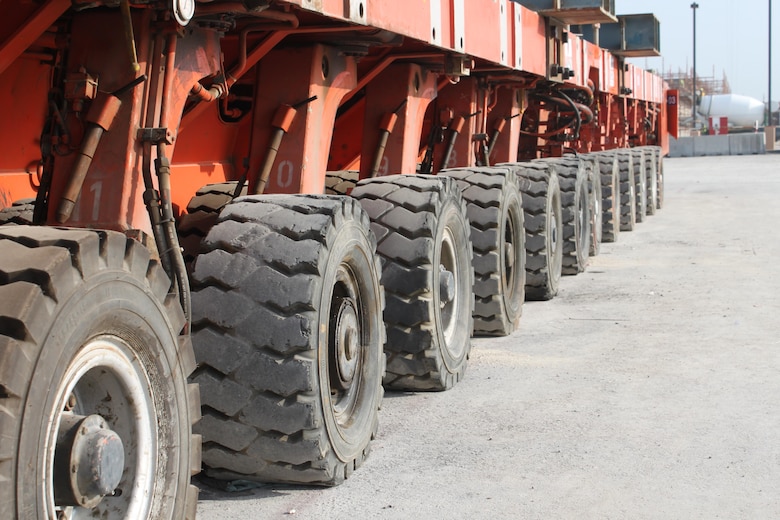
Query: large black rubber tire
xmin=504 ymin=162 xmax=563 ymax=301
xmin=644 ymin=146 xmax=658 ymax=216
xmin=587 ymin=151 xmax=620 ymax=243
xmin=0 ymin=226 xmax=199 ymax=519
xmin=325 ymin=170 xmax=359 ymax=195
xmin=631 ymin=148 xmax=647 ymax=223
xmin=618 ymin=150 xmax=637 ymax=232
xmin=178 ymin=182 xmax=247 ymax=271
xmin=584 ymin=156 xmax=602 ymax=257
xmin=537 ymin=157 xmax=591 ymax=275
xmin=0 ymin=198 xmax=35 ymax=225
xmin=191 ymin=195 xmax=385 ymax=485
xmin=351 ymin=175 xmax=474 ymax=391
xmin=443 ymin=167 xmax=526 ymax=336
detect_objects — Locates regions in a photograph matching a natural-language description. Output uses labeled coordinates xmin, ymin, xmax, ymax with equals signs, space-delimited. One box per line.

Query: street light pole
xmin=691 ymin=2 xmax=699 ymax=131
xmin=769 ymin=0 xmax=775 ymax=150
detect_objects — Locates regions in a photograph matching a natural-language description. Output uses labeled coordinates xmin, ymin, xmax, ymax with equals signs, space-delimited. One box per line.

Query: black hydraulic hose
xmin=419 ymin=125 xmax=441 ymax=175
xmin=519 ymin=102 xmax=577 ymax=139
xmin=141 ymin=142 xmax=172 ymax=278
xmin=555 ymin=91 xmax=582 ymax=139
xmin=532 ymin=93 xmax=568 ymax=108
xmin=532 ymin=92 xmax=592 ymax=124
xmin=156 ymin=143 xmax=191 ymax=327
xmin=559 ymin=85 xmax=594 ymax=107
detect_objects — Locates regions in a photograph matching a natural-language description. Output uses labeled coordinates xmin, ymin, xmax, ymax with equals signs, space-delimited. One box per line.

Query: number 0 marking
xmin=277 ymin=160 xmax=294 ymax=188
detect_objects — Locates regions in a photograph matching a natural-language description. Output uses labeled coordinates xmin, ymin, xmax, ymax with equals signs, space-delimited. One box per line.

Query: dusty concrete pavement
xmin=197 ymin=154 xmax=780 ymax=519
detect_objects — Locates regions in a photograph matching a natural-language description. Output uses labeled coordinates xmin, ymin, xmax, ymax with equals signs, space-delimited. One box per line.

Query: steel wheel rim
xmin=503 ymin=202 xmax=522 ymax=302
xmin=439 ymin=222 xmax=464 ymax=356
xmin=328 ymin=262 xmax=367 ymax=429
xmin=44 ymin=337 xmax=156 ymax=519
xmin=578 ymin=186 xmax=588 ymax=250
xmin=550 ymin=191 xmax=562 ymax=274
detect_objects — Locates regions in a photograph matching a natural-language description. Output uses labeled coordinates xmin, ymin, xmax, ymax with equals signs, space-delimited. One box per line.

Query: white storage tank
xmin=699 ymin=94 xmax=765 ymax=128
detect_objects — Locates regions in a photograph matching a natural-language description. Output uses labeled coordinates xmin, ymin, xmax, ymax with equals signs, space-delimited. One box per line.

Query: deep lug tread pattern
xmin=191 ymin=195 xmax=385 ymax=486
xmin=442 ymin=167 xmax=526 ymax=336
xmin=586 ymin=151 xmax=620 ymax=243
xmin=178 ymin=182 xmax=247 ymax=271
xmin=0 ymin=199 xmax=34 ymax=226
xmin=325 ymin=170 xmax=359 ymax=195
xmin=631 ymin=148 xmax=647 ymax=223
xmin=501 ymin=162 xmax=563 ymax=301
xmin=0 ymin=226 xmax=198 ymax=518
xmin=618 ymin=150 xmax=637 ymax=231
xmin=351 ymin=175 xmax=474 ymax=391
xmin=535 ymin=156 xmax=591 ymax=275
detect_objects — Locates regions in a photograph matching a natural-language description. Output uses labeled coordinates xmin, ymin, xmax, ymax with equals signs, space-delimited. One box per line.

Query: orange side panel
xmin=604 ymin=54 xmax=618 ymax=95
xmin=521 ymin=8 xmax=547 ymax=77
xmin=632 ymin=65 xmax=644 ymax=100
xmin=507 ymin=2 xmax=522 ymax=69
xmin=656 ymin=76 xmax=664 ymax=104
xmin=582 ymin=40 xmax=603 ymax=90
xmin=366 ymin=1 xmax=434 ymax=46
xmin=464 ymin=0 xmax=504 ymax=65
xmin=564 ymin=35 xmax=582 ymax=85
xmin=439 ymin=0 xmax=454 ymax=51
xmin=650 ymin=71 xmax=663 ymax=103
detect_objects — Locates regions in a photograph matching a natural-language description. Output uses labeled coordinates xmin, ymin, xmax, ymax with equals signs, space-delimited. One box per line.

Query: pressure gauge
xmin=171 ymin=0 xmax=195 ymax=26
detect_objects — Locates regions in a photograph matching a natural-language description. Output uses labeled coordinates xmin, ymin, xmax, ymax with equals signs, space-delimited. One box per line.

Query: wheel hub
xmin=439 ymin=265 xmax=456 ymax=305
xmin=54 ymin=414 xmax=125 ymax=509
xmin=333 ymin=297 xmax=359 ymax=389
xmin=504 ymin=242 xmax=515 ymax=270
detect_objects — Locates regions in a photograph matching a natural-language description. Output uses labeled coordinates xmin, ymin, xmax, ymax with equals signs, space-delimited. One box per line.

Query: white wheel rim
xmin=503 ymin=203 xmax=521 ymax=300
xmin=440 ymin=224 xmax=461 ymax=350
xmin=44 ymin=337 xmax=156 ymax=519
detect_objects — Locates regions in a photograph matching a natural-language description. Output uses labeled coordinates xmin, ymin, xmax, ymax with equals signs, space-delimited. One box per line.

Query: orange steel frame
xmin=0 ymin=0 xmax=675 ymax=234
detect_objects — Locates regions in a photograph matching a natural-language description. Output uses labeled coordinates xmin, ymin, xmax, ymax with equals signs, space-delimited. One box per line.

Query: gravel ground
xmin=197 ymin=154 xmax=780 ymax=520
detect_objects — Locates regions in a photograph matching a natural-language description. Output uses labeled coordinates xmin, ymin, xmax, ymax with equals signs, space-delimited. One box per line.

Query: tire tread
xmin=351 ymin=175 xmax=473 ymax=391
xmin=191 ymin=195 xmax=384 ymax=485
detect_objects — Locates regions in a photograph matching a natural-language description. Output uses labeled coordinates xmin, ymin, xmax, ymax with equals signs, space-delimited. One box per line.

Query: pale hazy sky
xmin=618 ymin=0 xmax=778 ymax=104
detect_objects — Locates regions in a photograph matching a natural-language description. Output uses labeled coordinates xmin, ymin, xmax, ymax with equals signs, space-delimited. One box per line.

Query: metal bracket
xmin=138 ymin=128 xmax=173 ymax=145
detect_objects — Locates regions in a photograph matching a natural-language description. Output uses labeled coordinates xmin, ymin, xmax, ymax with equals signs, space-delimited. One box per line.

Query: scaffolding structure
xmin=662 ymin=69 xmax=732 ymax=130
